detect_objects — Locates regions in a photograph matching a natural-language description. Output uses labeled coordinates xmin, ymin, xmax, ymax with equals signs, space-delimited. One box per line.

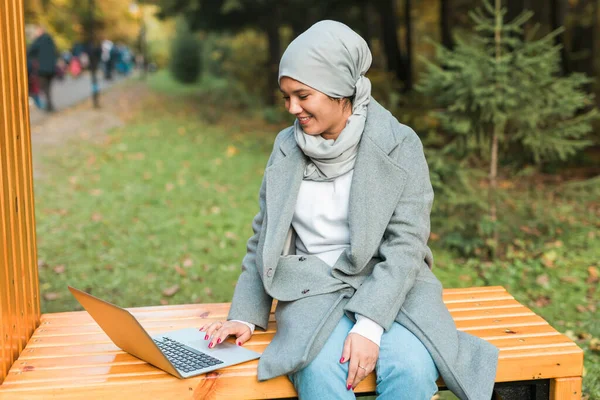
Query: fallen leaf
xmin=214 ymin=184 xmax=228 ymax=193
xmin=43 ymin=292 xmax=60 ymax=301
xmin=90 ymin=189 xmax=103 ymax=196
xmin=587 ymin=266 xmax=599 ymax=284
xmin=87 ymin=154 xmax=97 ymax=166
xmin=225 ymin=231 xmax=238 ymax=240
xmin=459 ymin=275 xmax=472 ymax=282
xmin=520 ymin=226 xmax=541 ymax=236
xmin=162 ymin=285 xmax=180 ymax=297
xmin=534 ymin=295 xmax=551 ymax=307
xmin=536 ymin=274 xmax=550 ymax=288
xmin=565 ymin=330 xmax=577 ymax=341
xmin=588 ymin=303 xmax=597 ymax=313
xmin=541 ymin=250 xmax=558 ymax=268
xmin=560 ymin=276 xmax=579 ymax=283
xmin=204 ymin=287 xmax=213 ymax=297
xmin=38 ymin=259 xmax=47 ymax=269
xmin=576 ymin=305 xmax=587 ymax=313
xmin=183 ymin=258 xmax=193 ymax=268
xmin=165 ymin=183 xmax=175 ymax=192
xmin=91 ymin=213 xmax=102 ymax=222
xmin=225 ymin=146 xmax=239 ymax=157
xmin=429 ymin=232 xmax=440 ymax=241
xmin=590 ymin=338 xmax=600 ymax=352
xmin=160 ymin=299 xmax=169 ymax=305
xmin=210 ymin=206 xmax=221 ymax=215
xmin=53 ymin=265 xmax=66 ymax=274
xmin=577 ymin=332 xmax=592 ymax=340
xmin=174 ymin=265 xmax=187 ymax=277
xmin=127 ymin=152 xmax=145 ymax=161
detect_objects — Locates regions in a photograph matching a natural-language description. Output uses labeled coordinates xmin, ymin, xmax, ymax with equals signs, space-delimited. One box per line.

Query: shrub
xmin=169 ymin=19 xmax=201 ymax=84
xmin=219 ymin=29 xmax=269 ymax=103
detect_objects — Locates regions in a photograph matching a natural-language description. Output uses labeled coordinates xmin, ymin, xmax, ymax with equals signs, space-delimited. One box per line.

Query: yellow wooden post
xmin=0 ymin=0 xmax=41 ymax=384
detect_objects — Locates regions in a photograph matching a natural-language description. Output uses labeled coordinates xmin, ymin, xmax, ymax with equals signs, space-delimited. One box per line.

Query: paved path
xmin=29 ymin=78 xmax=150 ymax=179
xmin=29 ymin=71 xmax=129 ymax=125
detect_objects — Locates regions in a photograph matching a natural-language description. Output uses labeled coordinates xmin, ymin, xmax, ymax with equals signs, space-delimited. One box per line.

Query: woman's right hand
xmin=199 ymin=320 xmax=252 ymax=349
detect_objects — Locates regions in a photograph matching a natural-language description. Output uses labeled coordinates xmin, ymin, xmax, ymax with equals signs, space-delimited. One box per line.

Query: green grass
xmin=34 ymin=71 xmax=599 ymax=399
xmin=35 ymin=93 xmax=275 ymax=311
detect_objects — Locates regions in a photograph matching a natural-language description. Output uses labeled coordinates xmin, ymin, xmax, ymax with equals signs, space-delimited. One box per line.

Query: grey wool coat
xmin=227 ymin=98 xmax=499 ymax=400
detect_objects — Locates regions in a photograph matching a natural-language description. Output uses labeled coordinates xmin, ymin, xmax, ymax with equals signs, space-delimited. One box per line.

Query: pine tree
xmin=418 ymin=0 xmax=598 ymax=254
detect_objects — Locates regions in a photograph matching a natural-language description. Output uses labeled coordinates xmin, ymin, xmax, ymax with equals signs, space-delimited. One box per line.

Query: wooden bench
xmin=0 ymin=286 xmax=583 ymax=400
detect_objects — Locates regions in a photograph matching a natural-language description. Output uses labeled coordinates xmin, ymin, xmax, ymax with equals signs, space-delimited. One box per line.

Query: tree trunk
xmin=403 ymin=0 xmax=413 ymax=91
xmin=489 ymin=0 xmax=502 ymax=258
xmin=550 ymin=0 xmax=569 ymax=74
xmin=264 ymin=10 xmax=281 ymax=106
xmin=569 ymin=0 xmax=595 ymax=87
xmin=376 ymin=0 xmax=404 ymax=84
xmin=361 ymin=2 xmax=374 ymax=50
xmin=88 ymin=0 xmax=99 ymax=108
xmin=440 ymin=0 xmax=454 ymax=49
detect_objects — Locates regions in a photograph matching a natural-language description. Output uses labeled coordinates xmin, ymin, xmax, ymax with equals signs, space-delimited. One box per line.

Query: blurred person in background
xmin=27 ymin=25 xmax=58 ymax=112
xmin=26 ymin=55 xmax=43 ymax=110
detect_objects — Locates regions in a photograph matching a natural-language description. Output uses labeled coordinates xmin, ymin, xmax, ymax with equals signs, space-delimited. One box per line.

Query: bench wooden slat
xmin=29 ymin=306 xmax=539 ymax=342
xmin=4 ymin=348 xmax=582 ymax=390
xmin=0 ymin=286 xmax=583 ymax=399
xmin=6 ymin=332 xmax=578 ymax=375
xmin=39 ymin=297 xmax=524 ymax=328
xmin=7 ymin=343 xmax=582 ymax=384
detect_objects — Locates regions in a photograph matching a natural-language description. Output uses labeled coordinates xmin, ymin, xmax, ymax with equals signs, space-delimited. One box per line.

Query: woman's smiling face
xmin=279 ymin=76 xmax=351 ymax=141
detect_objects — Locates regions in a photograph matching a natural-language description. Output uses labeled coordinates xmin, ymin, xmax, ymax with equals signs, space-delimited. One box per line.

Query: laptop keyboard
xmin=154 ymin=337 xmax=224 ymax=373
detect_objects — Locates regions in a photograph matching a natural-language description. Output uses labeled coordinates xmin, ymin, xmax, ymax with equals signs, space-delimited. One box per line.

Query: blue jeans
xmin=288 ymin=315 xmax=439 ymax=399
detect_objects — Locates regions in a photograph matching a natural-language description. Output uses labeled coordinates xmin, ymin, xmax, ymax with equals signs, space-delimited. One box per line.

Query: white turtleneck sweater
xmin=235 ymin=170 xmax=384 ymax=346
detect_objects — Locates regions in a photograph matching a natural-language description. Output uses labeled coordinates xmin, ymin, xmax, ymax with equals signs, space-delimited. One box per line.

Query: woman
xmin=201 ymin=21 xmax=499 ymax=400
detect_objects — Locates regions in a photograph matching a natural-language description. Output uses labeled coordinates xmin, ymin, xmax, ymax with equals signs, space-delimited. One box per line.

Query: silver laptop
xmin=68 ymin=286 xmax=261 ymax=378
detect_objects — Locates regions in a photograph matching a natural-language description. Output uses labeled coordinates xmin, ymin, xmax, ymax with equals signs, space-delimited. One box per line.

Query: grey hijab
xmin=279 ymin=20 xmax=372 ymax=181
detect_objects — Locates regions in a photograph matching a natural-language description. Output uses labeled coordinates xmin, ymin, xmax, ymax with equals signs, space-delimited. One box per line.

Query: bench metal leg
xmin=493 ymin=380 xmax=550 ymax=400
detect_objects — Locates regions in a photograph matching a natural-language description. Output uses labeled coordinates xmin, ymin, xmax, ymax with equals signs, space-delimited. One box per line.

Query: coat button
xmin=299 ymin=256 xmax=306 ymax=261
xmin=266 ymin=268 xmax=273 ymax=278
xmin=301 ymin=289 xmax=310 ymax=294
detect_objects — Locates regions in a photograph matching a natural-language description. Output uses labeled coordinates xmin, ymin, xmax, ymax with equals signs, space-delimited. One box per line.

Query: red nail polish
xmin=340 ymin=357 xmax=344 ymax=363
xmin=347 ymin=384 xmax=352 ymax=390
xmin=237 ymin=341 xmax=242 ymax=346
xmin=204 ymin=335 xmax=209 ymax=340
xmin=217 ymin=338 xmax=221 ymax=344
xmin=209 ymin=343 xmax=213 ymax=348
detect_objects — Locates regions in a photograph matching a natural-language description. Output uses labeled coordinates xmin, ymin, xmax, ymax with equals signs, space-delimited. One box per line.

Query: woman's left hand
xmin=340 ymin=332 xmax=379 ymax=390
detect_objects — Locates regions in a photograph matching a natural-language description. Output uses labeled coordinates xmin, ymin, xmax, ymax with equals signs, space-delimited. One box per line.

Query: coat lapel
xmin=347 ymin=100 xmax=407 ymax=271
xmin=263 ymin=133 xmax=306 ymax=272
